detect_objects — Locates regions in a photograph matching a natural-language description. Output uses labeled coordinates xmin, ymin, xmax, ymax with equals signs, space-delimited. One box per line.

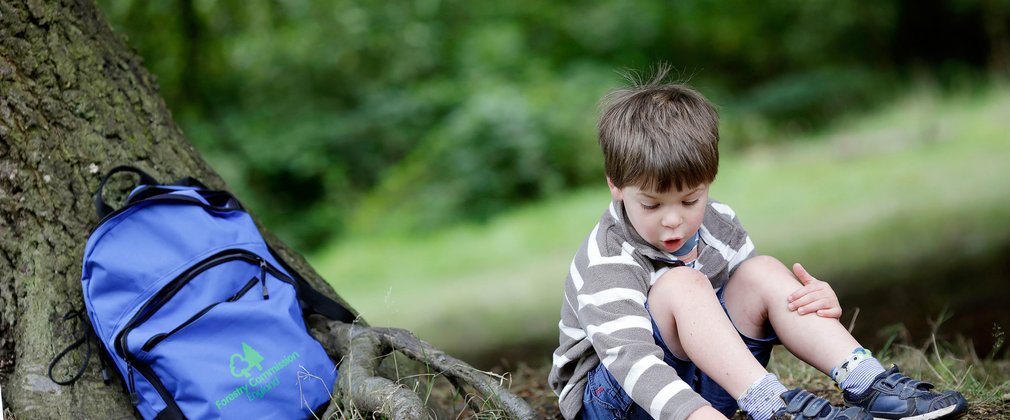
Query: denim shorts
xmin=580 ymin=286 xmax=780 ymax=419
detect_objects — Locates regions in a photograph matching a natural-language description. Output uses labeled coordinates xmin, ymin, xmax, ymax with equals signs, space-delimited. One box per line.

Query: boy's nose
xmin=661 ymin=211 xmax=682 ymax=228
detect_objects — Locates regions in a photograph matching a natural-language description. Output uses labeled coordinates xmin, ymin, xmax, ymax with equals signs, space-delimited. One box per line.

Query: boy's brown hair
xmin=598 ymin=71 xmax=720 ymax=193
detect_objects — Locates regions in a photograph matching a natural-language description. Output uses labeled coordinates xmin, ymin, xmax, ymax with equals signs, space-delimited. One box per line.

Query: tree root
xmin=311 ymin=319 xmax=536 ymax=419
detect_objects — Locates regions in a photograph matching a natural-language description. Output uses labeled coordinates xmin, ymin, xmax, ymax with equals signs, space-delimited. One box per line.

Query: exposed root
xmin=312 ymin=319 xmax=536 ymax=419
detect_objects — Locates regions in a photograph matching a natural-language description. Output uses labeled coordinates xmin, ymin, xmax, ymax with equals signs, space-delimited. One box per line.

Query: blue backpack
xmin=54 ymin=166 xmax=355 ymax=419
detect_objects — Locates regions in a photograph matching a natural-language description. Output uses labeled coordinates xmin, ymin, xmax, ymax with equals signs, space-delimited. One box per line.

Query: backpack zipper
xmin=126 ymin=363 xmax=138 ymax=405
xmin=88 ymin=192 xmax=240 ymax=238
xmin=114 ymin=248 xmax=294 ymax=414
xmin=260 ymin=259 xmax=270 ymax=300
xmin=138 ymin=276 xmax=261 ymax=353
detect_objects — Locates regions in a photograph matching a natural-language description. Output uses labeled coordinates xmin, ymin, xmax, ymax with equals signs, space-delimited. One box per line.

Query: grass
xmin=755 ymin=315 xmax=1010 ymax=419
xmin=510 ymin=333 xmax=1010 ymax=419
xmin=310 ymin=83 xmax=1010 ymax=363
xmin=299 ymin=333 xmax=1007 ymax=419
xmin=509 ymin=309 xmax=1010 ymax=419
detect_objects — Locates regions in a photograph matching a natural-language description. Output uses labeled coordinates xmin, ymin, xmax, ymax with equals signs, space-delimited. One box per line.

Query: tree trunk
xmin=1 ymin=2 xmax=536 ymax=419
xmin=0 ymin=0 xmax=359 ymax=417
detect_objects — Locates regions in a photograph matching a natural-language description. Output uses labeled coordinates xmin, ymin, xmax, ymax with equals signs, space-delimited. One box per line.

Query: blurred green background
xmin=97 ymin=0 xmax=1010 ymax=367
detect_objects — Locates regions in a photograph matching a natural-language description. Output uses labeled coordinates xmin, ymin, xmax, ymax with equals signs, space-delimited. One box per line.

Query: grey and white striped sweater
xmin=549 ymin=199 xmax=756 ymax=419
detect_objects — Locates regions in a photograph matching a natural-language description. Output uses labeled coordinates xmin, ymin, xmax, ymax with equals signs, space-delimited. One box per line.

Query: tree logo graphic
xmin=229 ymin=342 xmax=265 ymax=378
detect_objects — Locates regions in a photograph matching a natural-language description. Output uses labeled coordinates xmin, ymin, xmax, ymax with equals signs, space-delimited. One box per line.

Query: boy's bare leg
xmin=722 ymin=255 xmax=860 ymax=374
xmin=648 ymin=266 xmax=768 ymax=398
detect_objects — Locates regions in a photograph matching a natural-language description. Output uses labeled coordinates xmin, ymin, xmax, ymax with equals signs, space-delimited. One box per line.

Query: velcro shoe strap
xmin=909 ymin=378 xmax=934 ymax=390
xmin=801 ymin=397 xmax=830 ymax=417
xmin=785 ymin=390 xmax=817 ymax=414
xmin=880 ymin=373 xmax=904 ymax=388
xmin=900 ymin=384 xmax=920 ymax=399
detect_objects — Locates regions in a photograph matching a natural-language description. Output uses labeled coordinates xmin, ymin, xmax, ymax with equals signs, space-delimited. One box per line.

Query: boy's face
xmin=608 ymin=178 xmax=710 ymax=254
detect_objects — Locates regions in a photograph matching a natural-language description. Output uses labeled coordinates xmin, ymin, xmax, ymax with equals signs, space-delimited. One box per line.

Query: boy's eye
xmin=683 ymin=199 xmax=700 ymax=206
xmin=641 ymin=203 xmax=660 ymax=210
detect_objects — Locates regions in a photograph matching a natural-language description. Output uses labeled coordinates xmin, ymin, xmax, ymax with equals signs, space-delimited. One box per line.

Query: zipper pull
xmin=127 ymin=363 xmax=139 ymax=405
xmin=99 ymin=352 xmax=112 ymax=385
xmin=260 ymin=259 xmax=269 ymax=300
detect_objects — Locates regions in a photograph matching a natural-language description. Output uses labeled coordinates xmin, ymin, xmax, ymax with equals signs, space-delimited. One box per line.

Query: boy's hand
xmin=786 ymin=263 xmax=842 ymax=318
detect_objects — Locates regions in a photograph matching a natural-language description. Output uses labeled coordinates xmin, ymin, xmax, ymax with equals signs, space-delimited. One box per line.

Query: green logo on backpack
xmin=215 ymin=341 xmax=302 ymax=411
xmin=229 ymin=342 xmax=265 ymax=378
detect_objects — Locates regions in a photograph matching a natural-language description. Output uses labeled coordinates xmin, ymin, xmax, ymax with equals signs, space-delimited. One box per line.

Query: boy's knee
xmin=739 ymin=255 xmax=787 ymax=273
xmin=733 ymin=256 xmax=791 ymax=286
xmin=731 ymin=255 xmax=805 ymax=301
xmin=650 ymin=267 xmax=711 ymax=299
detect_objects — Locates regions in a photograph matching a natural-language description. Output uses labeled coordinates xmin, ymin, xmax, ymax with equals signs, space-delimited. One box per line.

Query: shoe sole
xmin=873 ymin=404 xmax=964 ymax=420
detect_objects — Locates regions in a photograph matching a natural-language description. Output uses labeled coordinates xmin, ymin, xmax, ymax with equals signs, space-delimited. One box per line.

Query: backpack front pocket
xmin=139 ymin=280 xmax=336 ymax=419
xmin=117 ymin=249 xmax=337 ymax=419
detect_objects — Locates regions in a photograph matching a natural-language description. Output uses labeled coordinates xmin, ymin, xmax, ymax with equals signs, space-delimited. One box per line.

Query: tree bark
xmin=0 ymin=1 xmax=535 ymax=419
xmin=0 ymin=0 xmax=345 ymax=417
xmin=1 ymin=0 xmax=207 ymax=416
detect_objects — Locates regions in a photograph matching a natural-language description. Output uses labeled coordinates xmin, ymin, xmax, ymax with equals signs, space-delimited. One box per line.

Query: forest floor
xmin=461 ymin=241 xmax=1010 ymax=418
xmin=503 ymin=344 xmax=1010 ymax=419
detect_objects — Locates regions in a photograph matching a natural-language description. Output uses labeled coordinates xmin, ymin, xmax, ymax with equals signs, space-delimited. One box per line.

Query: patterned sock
xmin=830 ymin=347 xmax=886 ymax=395
xmin=737 ymin=373 xmax=788 ymax=420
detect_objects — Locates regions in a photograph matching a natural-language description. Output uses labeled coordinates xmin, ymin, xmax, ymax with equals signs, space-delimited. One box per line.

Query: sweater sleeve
xmin=573 ymin=224 xmax=709 ymax=419
xmin=703 ymin=201 xmax=757 ymax=282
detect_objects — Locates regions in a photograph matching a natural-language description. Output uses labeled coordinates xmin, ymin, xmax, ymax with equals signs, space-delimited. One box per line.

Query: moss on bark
xmin=0 ymin=0 xmax=355 ymax=416
xmin=0 ymin=0 xmax=541 ymax=418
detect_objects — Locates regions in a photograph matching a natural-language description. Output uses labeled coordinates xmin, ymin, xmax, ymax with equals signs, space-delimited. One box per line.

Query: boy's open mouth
xmin=662 ymin=238 xmax=681 ymax=252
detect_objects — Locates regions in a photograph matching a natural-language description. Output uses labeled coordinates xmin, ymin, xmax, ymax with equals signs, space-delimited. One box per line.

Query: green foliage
xmin=96 ymin=0 xmax=1009 ymax=248
xmin=313 ymin=85 xmax=1010 ymax=358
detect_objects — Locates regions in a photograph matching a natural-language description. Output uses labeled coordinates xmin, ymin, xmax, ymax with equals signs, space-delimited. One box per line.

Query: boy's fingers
xmin=795 ymin=300 xmax=823 ymax=315
xmin=817 ymin=307 xmax=843 ymax=318
xmin=792 ymin=263 xmax=808 ymax=284
xmin=792 ymin=262 xmax=815 ymax=285
xmin=787 ymin=283 xmax=822 ymax=302
xmin=790 ymin=294 xmax=842 ymax=315
xmin=797 ymin=298 xmax=838 ymax=315
xmin=787 ymin=291 xmax=820 ymax=311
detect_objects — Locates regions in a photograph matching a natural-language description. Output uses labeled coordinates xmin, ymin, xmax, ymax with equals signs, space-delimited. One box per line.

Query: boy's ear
xmin=606 ymin=177 xmax=623 ymax=201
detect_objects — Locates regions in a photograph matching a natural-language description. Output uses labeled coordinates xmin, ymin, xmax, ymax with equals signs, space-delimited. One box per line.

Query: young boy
xmin=548 ymin=75 xmax=969 ymax=420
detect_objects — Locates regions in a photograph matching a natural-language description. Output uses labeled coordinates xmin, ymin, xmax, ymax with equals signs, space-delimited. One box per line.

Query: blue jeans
xmin=580 ymin=287 xmax=780 ymax=419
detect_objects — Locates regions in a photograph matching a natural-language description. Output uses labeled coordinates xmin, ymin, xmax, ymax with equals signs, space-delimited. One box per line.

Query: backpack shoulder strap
xmin=269 ymin=246 xmax=357 ymax=323
xmin=297 ymin=278 xmax=358 ymax=323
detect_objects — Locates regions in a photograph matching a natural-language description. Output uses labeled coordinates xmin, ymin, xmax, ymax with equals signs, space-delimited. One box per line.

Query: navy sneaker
xmin=762 ymin=388 xmax=873 ymax=420
xmin=842 ymin=365 xmax=968 ymax=419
